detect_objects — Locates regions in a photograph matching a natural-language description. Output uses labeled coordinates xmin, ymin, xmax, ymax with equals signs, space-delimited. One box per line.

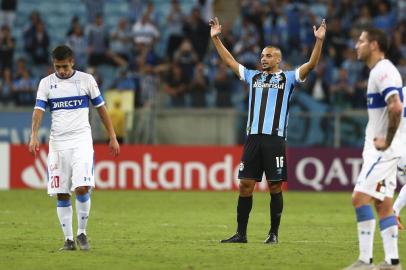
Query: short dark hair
xmin=51 ymin=45 xmax=73 ymax=60
xmin=364 ymin=28 xmax=389 ymax=53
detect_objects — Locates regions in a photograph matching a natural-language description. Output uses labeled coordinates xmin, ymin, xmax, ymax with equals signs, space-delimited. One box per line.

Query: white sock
xmin=380 ymin=217 xmax=399 ymax=264
xmin=394 ymin=184 xmax=406 ymax=216
xmin=57 ymin=201 xmax=73 ymax=241
xmin=76 ymin=193 xmax=91 ymax=236
xmin=357 ymin=219 xmax=376 ymax=263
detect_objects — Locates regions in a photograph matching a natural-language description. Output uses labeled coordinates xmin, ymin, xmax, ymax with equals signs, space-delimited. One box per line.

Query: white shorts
xmin=47 ymin=145 xmax=95 ymax=195
xmin=354 ymin=148 xmax=399 ymax=201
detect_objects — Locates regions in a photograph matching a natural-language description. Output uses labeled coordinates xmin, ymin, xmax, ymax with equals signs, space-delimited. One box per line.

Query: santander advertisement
xmin=2 ymin=144 xmax=405 ymax=191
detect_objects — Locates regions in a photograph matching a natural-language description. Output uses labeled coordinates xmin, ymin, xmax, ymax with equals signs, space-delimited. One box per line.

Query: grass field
xmin=0 ymin=190 xmax=405 ymax=270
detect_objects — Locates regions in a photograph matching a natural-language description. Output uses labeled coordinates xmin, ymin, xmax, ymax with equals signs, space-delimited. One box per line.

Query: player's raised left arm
xmin=96 ymin=105 xmax=120 ymax=156
xmin=298 ymin=19 xmax=326 ymax=81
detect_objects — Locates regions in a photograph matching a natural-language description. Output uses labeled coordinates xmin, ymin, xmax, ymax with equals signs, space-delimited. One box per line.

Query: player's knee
xmin=375 ymin=199 xmax=393 ymax=219
xmin=57 ymin=193 xmax=70 ymax=201
xmin=239 ymin=181 xmax=254 ymax=196
xmin=75 ymin=186 xmax=90 ymax=196
xmin=268 ymin=182 xmax=282 ymax=193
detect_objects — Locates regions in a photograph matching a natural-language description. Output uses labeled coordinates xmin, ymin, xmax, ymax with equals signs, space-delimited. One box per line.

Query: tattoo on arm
xmin=386 ymin=95 xmax=402 ymax=147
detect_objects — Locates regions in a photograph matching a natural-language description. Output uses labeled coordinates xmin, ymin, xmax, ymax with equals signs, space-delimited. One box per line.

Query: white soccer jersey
xmin=34 ymin=71 xmax=105 ymax=151
xmin=365 ymin=59 xmax=403 ymax=151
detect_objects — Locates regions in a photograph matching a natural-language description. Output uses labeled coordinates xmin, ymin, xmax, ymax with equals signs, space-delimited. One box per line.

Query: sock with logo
xmin=57 ymin=199 xmax=73 ymax=241
xmin=380 ymin=215 xmax=399 ymax=265
xmin=393 ymin=184 xmax=406 ymax=216
xmin=237 ymin=196 xmax=252 ymax=236
xmin=269 ymin=192 xmax=283 ymax=235
xmin=356 ymin=205 xmax=375 ymax=264
xmin=76 ymin=193 xmax=91 ymax=236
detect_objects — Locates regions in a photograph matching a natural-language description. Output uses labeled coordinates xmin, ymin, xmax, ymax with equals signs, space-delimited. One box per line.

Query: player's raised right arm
xmin=209 ymin=17 xmax=240 ymax=77
xmin=29 ymin=109 xmax=44 ymax=156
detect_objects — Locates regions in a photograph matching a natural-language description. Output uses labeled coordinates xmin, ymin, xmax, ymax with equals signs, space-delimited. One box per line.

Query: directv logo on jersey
xmin=253 ymin=81 xmax=285 ymax=89
xmin=49 ymin=96 xmax=89 ymax=111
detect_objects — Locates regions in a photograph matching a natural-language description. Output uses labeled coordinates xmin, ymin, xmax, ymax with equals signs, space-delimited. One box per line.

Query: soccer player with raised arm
xmin=209 ymin=17 xmax=326 ymax=244
xmin=343 ymin=29 xmax=405 ymax=270
xmin=28 ymin=45 xmax=120 ymax=251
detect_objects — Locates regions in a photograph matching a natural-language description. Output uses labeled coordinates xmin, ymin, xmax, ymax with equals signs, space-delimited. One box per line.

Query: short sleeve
xmin=295 ymin=67 xmax=306 ymax=83
xmin=239 ymin=64 xmax=257 ymax=84
xmin=34 ymin=79 xmax=49 ymax=111
xmin=376 ymin=65 xmax=403 ymax=102
xmin=87 ymin=74 xmax=105 ymax=107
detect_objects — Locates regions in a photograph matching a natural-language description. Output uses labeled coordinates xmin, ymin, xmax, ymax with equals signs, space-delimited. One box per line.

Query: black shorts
xmin=238 ymin=134 xmax=287 ymax=182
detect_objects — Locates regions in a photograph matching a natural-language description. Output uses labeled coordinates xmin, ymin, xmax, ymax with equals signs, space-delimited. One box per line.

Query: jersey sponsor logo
xmin=52 ymin=99 xmax=84 ymax=109
xmin=50 ymin=84 xmax=57 ymax=89
xmin=253 ymin=81 xmax=285 ymax=89
xmin=49 ymin=96 xmax=89 ymax=111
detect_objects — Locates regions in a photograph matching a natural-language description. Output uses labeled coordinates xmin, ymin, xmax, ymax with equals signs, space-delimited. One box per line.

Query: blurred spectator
xmin=329 ymin=68 xmax=354 ymax=109
xmin=66 ymin=23 xmax=87 ymax=71
xmin=66 ymin=16 xmax=80 ymax=37
xmin=194 ymin=0 xmax=214 ymax=23
xmin=189 ymin=62 xmax=208 ymax=108
xmin=303 ymin=62 xmax=330 ymax=104
xmin=139 ymin=64 xmax=159 ymax=108
xmin=218 ymin=20 xmax=235 ymax=52
xmin=163 ymin=62 xmax=188 ymax=107
xmin=353 ymin=5 xmax=372 ymax=31
xmin=173 ymin=39 xmax=198 ymax=83
xmin=82 ymin=0 xmax=105 ymax=23
xmin=233 ymin=32 xmax=260 ymax=70
xmin=373 ymin=1 xmax=396 ymax=33
xmin=0 ymin=24 xmax=15 ymax=72
xmin=0 ymin=0 xmax=17 ymax=27
xmin=127 ymin=0 xmax=146 ymax=24
xmin=387 ymin=28 xmax=404 ymax=65
xmin=87 ymin=14 xmax=126 ymax=67
xmin=240 ymin=0 xmax=265 ymax=47
xmin=25 ymin=21 xmax=50 ymax=64
xmin=108 ymin=99 xmax=125 ymax=144
xmin=182 ymin=7 xmax=210 ymax=61
xmin=324 ymin=17 xmax=348 ymax=65
xmin=111 ymin=69 xmax=138 ymax=91
xmin=214 ymin=62 xmax=234 ymax=108
xmin=166 ymin=0 xmax=185 ymax=60
xmin=110 ymin=18 xmax=132 ymax=62
xmin=132 ymin=13 xmax=160 ymax=47
xmin=12 ymin=58 xmax=36 ymax=106
xmin=144 ymin=1 xmax=160 ymax=26
xmin=0 ymin=67 xmax=13 ymax=104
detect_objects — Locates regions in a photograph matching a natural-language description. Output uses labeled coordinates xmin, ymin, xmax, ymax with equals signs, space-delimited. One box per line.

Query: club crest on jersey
xmin=253 ymin=80 xmax=285 ymax=89
xmin=239 ymin=162 xmax=244 ymax=171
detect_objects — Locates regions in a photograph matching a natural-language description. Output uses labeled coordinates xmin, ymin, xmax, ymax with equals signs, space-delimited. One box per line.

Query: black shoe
xmin=220 ymin=233 xmax=247 ymax=243
xmin=59 ymin=239 xmax=76 ymax=251
xmin=264 ymin=233 xmax=278 ymax=244
xmin=76 ymin=233 xmax=90 ymax=250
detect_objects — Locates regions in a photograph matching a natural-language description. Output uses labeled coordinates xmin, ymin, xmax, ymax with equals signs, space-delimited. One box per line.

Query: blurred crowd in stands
xmin=1 ymin=0 xmax=406 ymax=111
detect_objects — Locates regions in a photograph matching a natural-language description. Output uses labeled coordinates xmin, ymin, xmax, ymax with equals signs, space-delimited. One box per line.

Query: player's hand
xmin=28 ymin=136 xmax=40 ymax=157
xmin=109 ymin=137 xmax=120 ymax=157
xmin=374 ymin=137 xmax=388 ymax=151
xmin=313 ymin=19 xmax=326 ymax=40
xmin=209 ymin=17 xmax=221 ymax=38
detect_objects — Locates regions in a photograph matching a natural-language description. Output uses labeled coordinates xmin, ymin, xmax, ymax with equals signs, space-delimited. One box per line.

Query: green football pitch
xmin=1 ymin=190 xmax=405 ymax=270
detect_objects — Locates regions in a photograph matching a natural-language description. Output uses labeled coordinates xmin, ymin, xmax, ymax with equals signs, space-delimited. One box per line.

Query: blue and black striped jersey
xmin=239 ymin=65 xmax=303 ymax=138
